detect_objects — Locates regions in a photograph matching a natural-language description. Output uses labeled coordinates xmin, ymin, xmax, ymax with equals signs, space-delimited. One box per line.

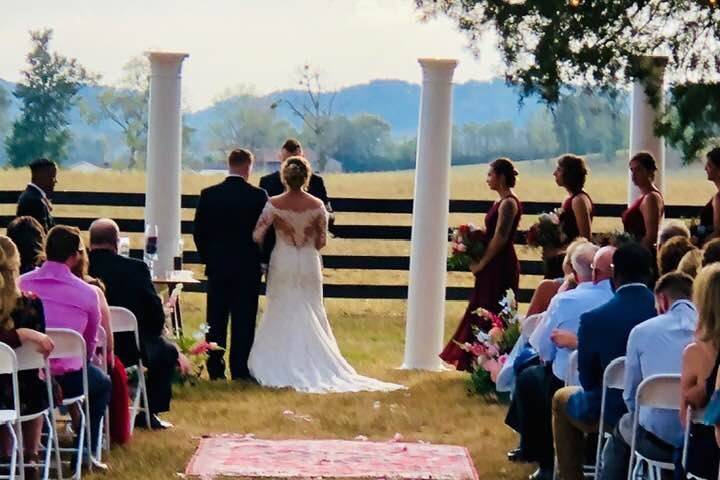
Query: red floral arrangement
xmin=447 ymin=224 xmax=488 ymax=271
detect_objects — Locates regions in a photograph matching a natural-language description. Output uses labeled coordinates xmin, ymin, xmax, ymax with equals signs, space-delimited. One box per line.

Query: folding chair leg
xmin=41 ymin=413 xmax=53 ymax=480
xmin=139 ymin=372 xmax=151 ymax=428
xmin=6 ymin=423 xmax=17 ymax=480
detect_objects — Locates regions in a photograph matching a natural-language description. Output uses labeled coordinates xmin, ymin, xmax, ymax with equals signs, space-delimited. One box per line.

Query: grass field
xmin=0 ymin=158 xmax=713 ymax=479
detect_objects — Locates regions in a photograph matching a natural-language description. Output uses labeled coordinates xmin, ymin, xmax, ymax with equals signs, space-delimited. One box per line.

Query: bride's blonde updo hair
xmin=0 ymin=236 xmax=21 ymax=330
xmin=281 ymin=156 xmax=312 ymax=191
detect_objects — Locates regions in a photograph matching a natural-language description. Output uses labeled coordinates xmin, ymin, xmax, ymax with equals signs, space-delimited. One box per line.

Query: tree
xmin=416 ymin=1 xmax=720 ymax=161
xmin=82 ymin=56 xmax=148 ymax=168
xmin=6 ymin=29 xmax=96 ymax=167
xmin=0 ymin=85 xmax=11 ymax=164
xmin=328 ymin=114 xmax=395 ymax=171
xmin=271 ymin=65 xmax=336 ymax=171
xmin=208 ymin=90 xmax=296 ymax=158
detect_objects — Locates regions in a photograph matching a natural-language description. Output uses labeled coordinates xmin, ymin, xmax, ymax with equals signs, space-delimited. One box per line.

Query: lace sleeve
xmin=313 ymin=207 xmax=329 ymax=249
xmin=253 ymin=202 xmax=274 ymax=244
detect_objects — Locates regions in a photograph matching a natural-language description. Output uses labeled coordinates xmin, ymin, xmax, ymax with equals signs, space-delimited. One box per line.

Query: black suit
xmin=88 ymin=249 xmax=178 ymax=414
xmin=258 ymin=171 xmax=330 ymax=263
xmin=16 ymin=185 xmax=55 ymax=232
xmin=193 ymin=176 xmax=268 ymax=380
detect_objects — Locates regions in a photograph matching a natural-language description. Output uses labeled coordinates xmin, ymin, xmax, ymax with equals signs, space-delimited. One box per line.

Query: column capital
xmin=418 ymin=58 xmax=458 ymax=83
xmin=145 ymin=52 xmax=189 ymax=78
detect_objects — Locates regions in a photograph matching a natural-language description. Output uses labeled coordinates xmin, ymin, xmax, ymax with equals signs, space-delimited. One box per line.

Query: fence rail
xmin=0 ymin=190 xmax=703 ymax=303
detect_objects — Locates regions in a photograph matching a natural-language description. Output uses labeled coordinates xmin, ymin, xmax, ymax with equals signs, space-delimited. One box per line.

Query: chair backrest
xmin=604 ymin=356 xmax=626 ymax=390
xmin=166 ymin=284 xmax=183 ymax=308
xmin=14 ymin=343 xmax=49 ymax=371
xmin=46 ymin=328 xmax=86 ymax=360
xmin=0 ymin=342 xmax=18 ymax=375
xmin=109 ymin=307 xmax=141 ymax=351
xmin=636 ymin=374 xmax=682 ymax=410
xmin=565 ymin=350 xmax=580 ymax=386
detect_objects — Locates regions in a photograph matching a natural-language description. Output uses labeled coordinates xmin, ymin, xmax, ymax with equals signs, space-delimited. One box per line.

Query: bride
xmin=249 ymin=156 xmax=403 ymax=393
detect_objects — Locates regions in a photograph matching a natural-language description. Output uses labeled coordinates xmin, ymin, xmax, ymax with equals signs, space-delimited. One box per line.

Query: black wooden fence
xmin=0 ymin=191 xmax=703 ymax=303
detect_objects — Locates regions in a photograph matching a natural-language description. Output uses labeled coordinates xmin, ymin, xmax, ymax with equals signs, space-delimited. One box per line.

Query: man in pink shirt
xmin=20 ymin=226 xmax=111 ymax=467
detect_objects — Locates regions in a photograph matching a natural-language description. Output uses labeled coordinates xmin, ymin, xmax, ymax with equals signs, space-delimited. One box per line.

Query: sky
xmin=0 ymin=0 xmax=502 ymax=111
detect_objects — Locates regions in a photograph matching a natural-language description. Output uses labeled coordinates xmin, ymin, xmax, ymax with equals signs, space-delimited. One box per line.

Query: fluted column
xmin=144 ymin=51 xmax=189 ymax=277
xmin=628 ymin=56 xmax=667 ymax=203
xmin=402 ymin=58 xmax=458 ymax=370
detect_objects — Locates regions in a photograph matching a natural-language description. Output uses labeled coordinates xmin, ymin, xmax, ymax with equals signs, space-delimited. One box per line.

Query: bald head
xmin=592 ymin=246 xmax=616 ymax=284
xmin=89 ymin=218 xmax=120 ymax=252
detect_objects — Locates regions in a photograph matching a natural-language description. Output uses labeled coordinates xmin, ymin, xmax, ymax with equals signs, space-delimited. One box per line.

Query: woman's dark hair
xmin=630 ymin=151 xmax=658 ymax=173
xmin=707 ymin=147 xmax=720 ymax=168
xmin=557 ymin=154 xmax=588 ymax=194
xmin=657 ymin=236 xmax=696 ymax=276
xmin=490 ymin=157 xmax=518 ymax=188
xmin=6 ymin=216 xmax=45 ymax=274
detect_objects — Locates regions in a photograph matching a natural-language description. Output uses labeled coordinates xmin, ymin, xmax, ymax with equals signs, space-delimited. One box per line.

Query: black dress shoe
xmin=507 ymin=448 xmax=532 ymax=463
xmin=528 ymin=467 xmax=554 ymax=480
xmin=135 ymin=414 xmax=173 ymax=430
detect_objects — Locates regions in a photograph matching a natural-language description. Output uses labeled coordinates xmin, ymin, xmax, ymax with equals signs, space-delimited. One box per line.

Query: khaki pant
xmin=552 ymin=386 xmax=599 ymax=480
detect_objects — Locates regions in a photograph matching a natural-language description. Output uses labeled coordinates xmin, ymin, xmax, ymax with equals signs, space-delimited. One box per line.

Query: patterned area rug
xmin=185 ymin=435 xmax=479 ymax=479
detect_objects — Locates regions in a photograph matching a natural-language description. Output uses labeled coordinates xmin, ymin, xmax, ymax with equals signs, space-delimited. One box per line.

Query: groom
xmin=193 ymin=148 xmax=268 ymax=380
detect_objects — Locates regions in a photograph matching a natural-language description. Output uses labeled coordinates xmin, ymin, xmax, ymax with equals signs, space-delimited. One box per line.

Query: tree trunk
xmin=128 ymin=147 xmax=136 ymax=169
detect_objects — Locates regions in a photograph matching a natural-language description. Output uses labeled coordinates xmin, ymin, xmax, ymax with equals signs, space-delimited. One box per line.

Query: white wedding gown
xmin=248 ymin=201 xmax=404 ymax=393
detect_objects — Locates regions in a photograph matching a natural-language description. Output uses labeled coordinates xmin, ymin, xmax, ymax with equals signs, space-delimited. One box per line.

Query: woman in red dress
xmin=440 ymin=158 xmax=522 ymax=371
xmin=543 ymin=154 xmax=593 ymax=279
xmin=622 ymin=151 xmax=664 ymax=252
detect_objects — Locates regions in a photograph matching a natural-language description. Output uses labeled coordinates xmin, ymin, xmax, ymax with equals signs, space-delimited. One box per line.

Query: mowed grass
xmin=0 ymin=159 xmax=713 ymax=479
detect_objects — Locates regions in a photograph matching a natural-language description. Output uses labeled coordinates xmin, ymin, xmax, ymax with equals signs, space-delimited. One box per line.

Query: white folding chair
xmin=0 ymin=343 xmax=21 ymax=480
xmin=92 ymin=328 xmax=110 ymax=461
xmin=47 ymin=328 xmax=93 ymax=479
xmin=12 ymin=341 xmax=58 ymax=480
xmin=627 ymin=374 xmax=681 ymax=480
xmin=594 ymin=356 xmax=626 ymax=478
xmin=108 ymin=307 xmax=151 ymax=434
xmin=164 ymin=284 xmax=183 ymax=337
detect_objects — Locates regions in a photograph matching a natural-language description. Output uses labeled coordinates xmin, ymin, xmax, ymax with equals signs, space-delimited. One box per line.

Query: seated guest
xmin=0 ymin=236 xmax=54 ymax=480
xmin=552 ymin=242 xmax=657 ymax=480
xmin=679 ymin=264 xmax=720 ymax=480
xmin=657 ymin=219 xmax=690 ymax=249
xmin=6 ymin=216 xmax=45 ymax=274
xmin=71 ymin=249 xmax=131 ymax=445
xmin=657 ymin=236 xmax=696 ymax=276
xmin=678 ymin=249 xmax=703 ymax=278
xmin=597 ymin=272 xmax=696 ymax=480
xmin=506 ymin=243 xmax=613 ymax=480
xmin=526 ymin=238 xmax=588 ymax=317
xmin=19 ymin=226 xmax=110 ymax=470
xmin=88 ymin=218 xmax=177 ymax=430
xmin=703 ymin=238 xmax=720 ymax=266
xmin=16 ymin=158 xmax=56 ymax=233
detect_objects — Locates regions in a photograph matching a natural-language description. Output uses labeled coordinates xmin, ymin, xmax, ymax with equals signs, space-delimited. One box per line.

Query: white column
xmin=402 ymin=58 xmax=458 ymax=371
xmin=144 ymin=52 xmax=189 ymax=277
xmin=628 ymin=56 xmax=667 ymax=203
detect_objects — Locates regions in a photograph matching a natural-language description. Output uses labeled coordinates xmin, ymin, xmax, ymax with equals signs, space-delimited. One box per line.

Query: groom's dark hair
xmin=281 ymin=138 xmax=302 ymax=155
xmin=228 ymin=148 xmax=253 ymax=166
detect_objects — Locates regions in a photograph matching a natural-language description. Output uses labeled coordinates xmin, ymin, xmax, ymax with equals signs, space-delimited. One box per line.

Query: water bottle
xmin=144 ymin=224 xmax=159 ymax=278
xmin=118 ymin=237 xmax=131 ymax=257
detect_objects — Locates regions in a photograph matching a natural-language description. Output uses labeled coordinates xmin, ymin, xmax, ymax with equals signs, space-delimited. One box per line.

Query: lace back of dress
xmin=273 ymin=208 xmax=326 ymax=248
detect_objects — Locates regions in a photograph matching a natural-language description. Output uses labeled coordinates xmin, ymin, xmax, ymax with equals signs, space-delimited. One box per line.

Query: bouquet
xmin=447 ymin=224 xmax=488 ymax=271
xmin=456 ymin=289 xmax=521 ymax=395
xmin=595 ymin=230 xmax=635 ymax=248
xmin=526 ymin=209 xmax=566 ymax=251
xmin=173 ymin=323 xmax=224 ymax=385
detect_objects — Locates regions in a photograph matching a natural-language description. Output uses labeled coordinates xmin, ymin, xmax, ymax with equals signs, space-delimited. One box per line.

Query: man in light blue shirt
xmin=531 ymin=244 xmax=614 ymax=382
xmin=598 ymin=272 xmax=697 ymax=480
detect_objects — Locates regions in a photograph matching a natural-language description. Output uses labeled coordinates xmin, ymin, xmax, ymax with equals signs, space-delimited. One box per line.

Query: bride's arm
xmin=313 ymin=209 xmax=329 ymax=250
xmin=253 ymin=203 xmax=274 ymax=245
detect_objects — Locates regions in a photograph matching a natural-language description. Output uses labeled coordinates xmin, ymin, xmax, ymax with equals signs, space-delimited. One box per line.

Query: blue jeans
xmin=56 ymin=364 xmax=112 ymax=452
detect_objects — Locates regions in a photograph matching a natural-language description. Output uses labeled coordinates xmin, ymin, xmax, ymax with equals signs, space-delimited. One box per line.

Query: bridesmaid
xmin=543 ymin=154 xmax=593 ymax=279
xmin=697 ymin=147 xmax=720 ymax=246
xmin=622 ymin=151 xmax=664 ymax=252
xmin=440 ymin=158 xmax=522 ymax=371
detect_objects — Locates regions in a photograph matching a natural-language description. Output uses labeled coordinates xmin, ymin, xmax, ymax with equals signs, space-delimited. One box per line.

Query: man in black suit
xmin=193 ymin=148 xmax=268 ymax=380
xmin=88 ymin=218 xmax=178 ymax=429
xmin=16 ymin=158 xmax=57 ymax=232
xmin=258 ymin=139 xmax=331 ymax=264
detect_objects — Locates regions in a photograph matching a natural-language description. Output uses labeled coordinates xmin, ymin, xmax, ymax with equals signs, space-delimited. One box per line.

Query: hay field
xmin=0 ymin=160 xmax=712 ymax=479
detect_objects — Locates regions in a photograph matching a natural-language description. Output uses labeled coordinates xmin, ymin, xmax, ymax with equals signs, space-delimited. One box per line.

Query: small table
xmin=153 ymin=271 xmax=200 ymax=337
